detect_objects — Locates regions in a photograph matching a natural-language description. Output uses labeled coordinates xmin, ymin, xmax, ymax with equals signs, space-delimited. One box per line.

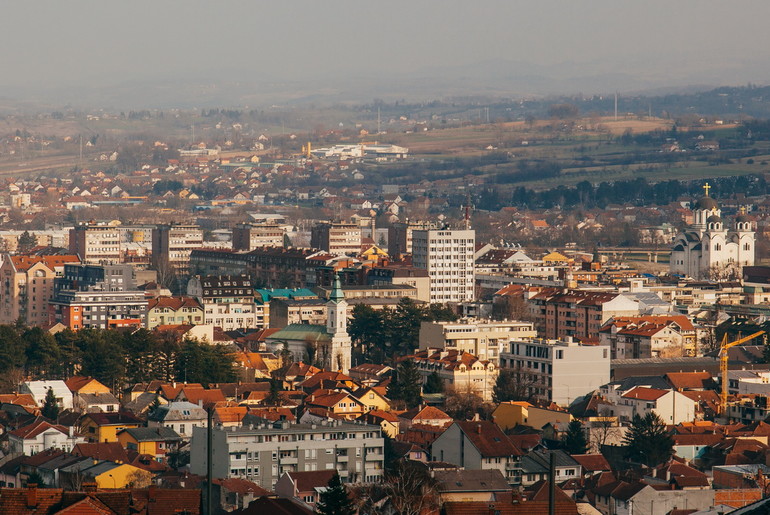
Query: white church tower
xmin=326 ymin=274 xmax=352 ymax=373
xmin=670 ymin=183 xmax=755 ymax=280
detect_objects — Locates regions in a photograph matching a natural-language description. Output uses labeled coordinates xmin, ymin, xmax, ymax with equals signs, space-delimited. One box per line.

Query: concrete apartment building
xmin=190 ymin=420 xmax=385 ymax=490
xmin=0 ymin=254 xmax=80 ymax=326
xmin=528 ymin=288 xmax=640 ymax=341
xmin=187 ymin=274 xmax=262 ymax=331
xmin=500 ymin=338 xmax=611 ymax=406
xmin=232 ymin=223 xmax=286 ymax=251
xmin=367 ymin=266 xmax=431 ymax=303
xmin=388 ymin=220 xmax=440 ymax=256
xmin=406 ymin=348 xmax=498 ymax=401
xmin=310 ymin=221 xmax=362 ymax=256
xmin=48 ymin=263 xmax=146 ymax=330
xmin=69 ymin=222 xmax=122 ymax=264
xmin=190 ymin=247 xmax=320 ymax=288
xmin=151 ymin=223 xmax=204 ymax=274
xmin=419 ymin=318 xmax=536 ymax=363
xmin=412 ymin=228 xmax=475 ymax=303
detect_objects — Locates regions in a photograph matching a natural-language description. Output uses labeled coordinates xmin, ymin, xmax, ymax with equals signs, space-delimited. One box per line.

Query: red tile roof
xmin=457 ymin=421 xmax=523 ymax=457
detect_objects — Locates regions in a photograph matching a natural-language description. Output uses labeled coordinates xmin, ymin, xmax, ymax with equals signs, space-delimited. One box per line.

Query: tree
xmin=444 ymin=384 xmax=485 ymax=420
xmin=26 ymin=471 xmax=46 ymax=488
xmin=349 ymin=305 xmax=384 ymax=362
xmin=175 ymin=339 xmax=237 ymax=386
xmin=623 ymin=412 xmax=674 ymax=467
xmin=41 ymin=388 xmax=60 ymax=420
xmin=265 ymin=379 xmax=284 ymax=407
xmin=561 ymin=420 xmax=588 ymax=455
xmin=384 ymin=461 xmax=440 ymax=515
xmin=316 ymin=472 xmax=355 ymax=515
xmin=493 ymin=367 xmax=534 ymax=403
xmin=423 ymin=371 xmax=444 ymax=394
xmin=0 ymin=325 xmax=26 ymax=374
xmin=23 ymin=327 xmax=61 ymax=378
xmin=387 ymin=360 xmax=422 ymax=410
xmin=17 ymin=231 xmax=36 ymax=253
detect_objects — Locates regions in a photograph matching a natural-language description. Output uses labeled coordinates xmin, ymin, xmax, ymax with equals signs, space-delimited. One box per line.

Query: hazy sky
xmin=3 ymin=1 xmax=770 ymax=101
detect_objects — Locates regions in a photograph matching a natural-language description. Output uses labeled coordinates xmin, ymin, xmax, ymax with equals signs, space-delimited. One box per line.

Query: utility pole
xmin=206 ymin=407 xmax=213 ymax=515
xmin=548 ymin=452 xmax=555 ymax=515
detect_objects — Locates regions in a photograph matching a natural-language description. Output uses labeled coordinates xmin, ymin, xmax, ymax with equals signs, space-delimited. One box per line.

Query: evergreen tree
xmin=423 ymin=371 xmax=444 ymax=394
xmin=623 ymin=412 xmax=674 ymax=467
xmin=387 ymin=360 xmax=422 ymax=409
xmin=17 ymin=231 xmax=36 ymax=253
xmin=561 ymin=420 xmax=588 ymax=455
xmin=41 ymin=388 xmax=60 ymax=420
xmin=316 ymin=472 xmax=355 ymax=515
xmin=26 ymin=471 xmax=46 ymax=488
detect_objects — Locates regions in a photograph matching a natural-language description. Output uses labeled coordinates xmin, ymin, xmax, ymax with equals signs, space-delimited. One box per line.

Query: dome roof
xmin=694 ymin=196 xmax=718 ymax=210
xmin=707 ymin=215 xmax=722 ymax=223
xmin=736 ymin=214 xmax=751 ymax=223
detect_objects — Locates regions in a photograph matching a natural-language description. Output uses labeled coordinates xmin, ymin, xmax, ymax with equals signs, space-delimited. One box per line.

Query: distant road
xmin=0 ymin=153 xmax=96 ymax=176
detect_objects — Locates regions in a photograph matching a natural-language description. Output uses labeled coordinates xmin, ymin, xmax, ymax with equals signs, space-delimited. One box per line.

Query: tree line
xmin=348 ymin=298 xmax=458 ymax=364
xmin=0 ymin=325 xmax=236 ymax=393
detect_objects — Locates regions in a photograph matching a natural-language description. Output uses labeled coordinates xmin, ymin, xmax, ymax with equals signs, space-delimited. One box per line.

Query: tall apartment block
xmin=151 ymin=223 xmax=204 ymax=274
xmin=69 ymin=222 xmax=122 ymax=264
xmin=310 ymin=221 xmax=362 ymax=256
xmin=412 ymin=228 xmax=475 ymax=303
xmin=232 ymin=223 xmax=285 ymax=251
xmin=388 ymin=220 xmax=440 ymax=256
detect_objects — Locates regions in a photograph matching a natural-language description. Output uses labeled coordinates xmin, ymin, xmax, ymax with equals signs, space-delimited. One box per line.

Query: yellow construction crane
xmin=719 ymin=330 xmax=765 ymax=415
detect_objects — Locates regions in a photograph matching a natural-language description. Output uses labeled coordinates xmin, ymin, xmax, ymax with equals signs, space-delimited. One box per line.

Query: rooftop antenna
xmin=463 ymin=192 xmax=473 ymax=230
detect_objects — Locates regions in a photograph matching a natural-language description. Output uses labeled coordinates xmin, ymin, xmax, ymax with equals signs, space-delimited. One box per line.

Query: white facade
xmin=412 ymin=228 xmax=475 ymax=303
xmin=500 ymin=338 xmax=611 ymax=406
xmin=670 ymin=190 xmax=755 ymax=279
xmin=20 ymin=380 xmax=73 ymax=411
xmin=419 ymin=318 xmax=536 ymax=363
xmin=620 ymin=388 xmax=697 ymax=425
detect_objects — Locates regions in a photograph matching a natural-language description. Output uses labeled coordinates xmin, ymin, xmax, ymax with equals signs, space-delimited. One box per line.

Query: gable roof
xmin=285 ymin=470 xmax=337 ymax=493
xmin=456 ymin=421 xmax=522 ymax=457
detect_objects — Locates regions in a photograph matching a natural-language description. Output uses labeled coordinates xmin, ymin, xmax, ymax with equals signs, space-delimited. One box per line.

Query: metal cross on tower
xmin=703 ymin=182 xmax=711 ymax=196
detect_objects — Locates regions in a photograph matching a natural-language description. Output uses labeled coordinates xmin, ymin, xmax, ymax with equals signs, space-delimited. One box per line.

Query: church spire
xmin=329 ymin=273 xmax=345 ymax=302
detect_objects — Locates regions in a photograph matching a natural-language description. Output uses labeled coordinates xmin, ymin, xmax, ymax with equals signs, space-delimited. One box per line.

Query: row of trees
xmin=348 ymin=298 xmax=457 ymax=363
xmin=0 ymin=325 xmax=237 ymax=393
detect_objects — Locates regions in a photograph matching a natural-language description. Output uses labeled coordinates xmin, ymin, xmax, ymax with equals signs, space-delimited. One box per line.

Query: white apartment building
xmin=69 ymin=223 xmax=122 ymax=264
xmin=419 ymin=318 xmax=536 ymax=363
xmin=190 ymin=420 xmax=384 ymax=490
xmin=152 ymin=223 xmax=204 ymax=274
xmin=412 ymin=228 xmax=475 ymax=303
xmin=500 ymin=338 xmax=611 ymax=406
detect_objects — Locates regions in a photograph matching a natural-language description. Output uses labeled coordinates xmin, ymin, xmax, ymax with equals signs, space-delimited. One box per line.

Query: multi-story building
xmin=310 ymin=221 xmax=362 ymax=256
xmin=48 ymin=263 xmax=146 ymax=330
xmin=527 ymin=288 xmax=639 ymax=341
xmin=412 ymin=228 xmax=475 ymax=303
xmin=0 ymin=254 xmax=80 ymax=326
xmin=599 ymin=315 xmax=698 ymax=359
xmin=419 ymin=318 xmax=536 ymax=363
xmin=190 ymin=247 xmax=321 ymax=288
xmin=405 ymin=348 xmax=498 ymax=401
xmin=151 ymin=223 xmax=204 ymax=274
xmin=190 ymin=419 xmax=385 ymax=490
xmin=500 ymin=338 xmax=611 ymax=406
xmin=367 ymin=265 xmax=431 ymax=302
xmin=232 ymin=223 xmax=286 ymax=251
xmin=69 ymin=222 xmax=122 ymax=264
xmin=388 ymin=220 xmax=440 ymax=256
xmin=146 ymin=296 xmax=205 ymax=329
xmin=187 ymin=274 xmax=260 ymax=331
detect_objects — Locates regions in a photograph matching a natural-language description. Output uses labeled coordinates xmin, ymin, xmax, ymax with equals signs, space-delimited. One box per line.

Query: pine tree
xmin=387 ymin=360 xmax=422 ymax=409
xmin=316 ymin=472 xmax=355 ymax=515
xmin=561 ymin=420 xmax=588 ymax=455
xmin=623 ymin=412 xmax=674 ymax=467
xmin=423 ymin=371 xmax=444 ymax=394
xmin=41 ymin=388 xmax=60 ymax=420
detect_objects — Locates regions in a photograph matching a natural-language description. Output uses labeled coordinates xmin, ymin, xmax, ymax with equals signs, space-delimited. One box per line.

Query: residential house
xmin=116 ymin=427 xmax=182 ymax=463
xmin=146 ymin=296 xmax=204 ymax=329
xmin=8 ymin=420 xmax=85 ymax=455
xmin=620 ymin=387 xmax=697 ymax=425
xmin=80 ymin=412 xmax=144 ymax=443
xmin=20 ymin=381 xmax=73 ymax=411
xmin=147 ymin=401 xmax=208 ymax=440
xmin=431 ymin=420 xmax=523 ymax=485
xmin=274 ymin=469 xmax=337 ymax=509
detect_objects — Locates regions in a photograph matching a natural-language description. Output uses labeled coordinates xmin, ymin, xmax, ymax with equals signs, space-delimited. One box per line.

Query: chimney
xmin=26 ymin=484 xmax=38 ymax=508
xmin=476 ymin=424 xmax=482 ymax=434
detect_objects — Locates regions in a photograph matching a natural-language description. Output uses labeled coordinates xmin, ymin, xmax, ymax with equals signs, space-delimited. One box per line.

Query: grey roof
xmin=123 ymin=392 xmax=158 ymax=414
xmin=520 ymin=450 xmax=580 ymax=474
xmin=610 ymin=375 xmax=673 ymax=392
xmin=147 ymin=401 xmax=207 ymax=422
xmin=79 ymin=393 xmax=120 ymax=405
xmin=120 ymin=426 xmax=181 ymax=442
xmin=433 ymin=469 xmax=510 ymax=492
